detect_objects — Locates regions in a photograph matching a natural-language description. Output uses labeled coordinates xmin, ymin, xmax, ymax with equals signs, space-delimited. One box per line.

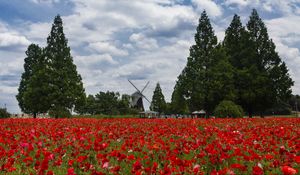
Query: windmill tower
xmin=128 ymin=80 xmax=151 ymax=111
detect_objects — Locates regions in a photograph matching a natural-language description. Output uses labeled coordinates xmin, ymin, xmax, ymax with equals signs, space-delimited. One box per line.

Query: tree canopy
xmin=16 ymin=44 xmax=50 ymax=118
xmin=17 ymin=15 xmax=86 ymax=118
xmin=150 ymin=83 xmax=167 ymax=113
xmin=172 ymin=9 xmax=293 ymax=117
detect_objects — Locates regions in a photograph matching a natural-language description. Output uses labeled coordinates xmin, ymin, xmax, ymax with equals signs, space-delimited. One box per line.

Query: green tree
xmin=150 ymin=83 xmax=166 ymax=114
xmin=246 ymin=9 xmax=293 ymax=116
xmin=289 ymin=94 xmax=300 ymax=113
xmin=45 ymin=15 xmax=86 ymax=118
xmin=171 ymin=75 xmax=189 ymax=114
xmin=94 ymin=91 xmax=120 ymax=115
xmin=209 ymin=45 xmax=236 ymax=109
xmin=85 ymin=95 xmax=96 ymax=115
xmin=165 ymin=102 xmax=173 ymax=115
xmin=76 ymin=95 xmax=95 ymax=115
xmin=223 ymin=14 xmax=246 ymax=69
xmin=173 ymin=11 xmax=218 ymax=115
xmin=223 ymin=14 xmax=259 ymax=117
xmin=0 ymin=108 xmax=10 ymax=118
xmin=16 ymin=44 xmax=50 ymax=118
xmin=118 ymin=94 xmax=131 ymax=115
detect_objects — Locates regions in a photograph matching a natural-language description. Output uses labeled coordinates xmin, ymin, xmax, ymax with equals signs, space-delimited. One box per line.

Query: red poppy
xmin=281 ymin=166 xmax=297 ymax=175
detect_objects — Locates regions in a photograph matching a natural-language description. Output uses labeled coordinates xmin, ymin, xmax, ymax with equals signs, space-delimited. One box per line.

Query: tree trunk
xmin=33 ymin=113 xmax=37 ymax=119
xmin=248 ymin=108 xmax=253 ymax=118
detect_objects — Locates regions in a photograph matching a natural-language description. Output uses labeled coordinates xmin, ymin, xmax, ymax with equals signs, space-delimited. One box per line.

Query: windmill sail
xmin=128 ymin=80 xmax=150 ymax=111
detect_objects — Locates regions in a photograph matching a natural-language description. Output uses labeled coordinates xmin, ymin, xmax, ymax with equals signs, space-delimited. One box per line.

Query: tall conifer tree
xmin=209 ymin=44 xmax=236 ymax=107
xmin=45 ymin=15 xmax=85 ymax=118
xmin=150 ymin=83 xmax=166 ymax=114
xmin=223 ymin=14 xmax=258 ymax=117
xmin=16 ymin=44 xmax=50 ymax=118
xmin=171 ymin=74 xmax=189 ymax=114
xmin=223 ymin=14 xmax=246 ymax=69
xmin=246 ymin=9 xmax=293 ymax=116
xmin=173 ymin=11 xmax=218 ymax=114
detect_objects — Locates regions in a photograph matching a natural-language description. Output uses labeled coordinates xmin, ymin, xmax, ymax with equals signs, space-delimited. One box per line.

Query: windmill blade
xmin=128 ymin=79 xmax=141 ymax=93
xmin=141 ymin=93 xmax=151 ymax=104
xmin=141 ymin=81 xmax=150 ymax=93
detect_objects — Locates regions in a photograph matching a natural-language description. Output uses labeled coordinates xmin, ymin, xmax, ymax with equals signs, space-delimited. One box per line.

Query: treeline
xmin=0 ymin=108 xmax=10 ymax=118
xmin=171 ymin=9 xmax=294 ymax=117
xmin=77 ymin=92 xmax=139 ymax=115
xmin=78 ymin=83 xmax=168 ymax=115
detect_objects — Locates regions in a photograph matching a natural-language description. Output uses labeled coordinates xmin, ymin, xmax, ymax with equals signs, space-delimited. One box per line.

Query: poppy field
xmin=0 ymin=118 xmax=300 ymax=175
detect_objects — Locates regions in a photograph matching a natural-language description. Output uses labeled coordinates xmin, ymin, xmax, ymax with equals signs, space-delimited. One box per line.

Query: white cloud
xmin=224 ymin=0 xmax=249 ymax=7
xmin=24 ymin=22 xmax=51 ymax=46
xmin=224 ymin=0 xmax=300 ymax=15
xmin=267 ymin=16 xmax=300 ymax=38
xmin=191 ymin=0 xmax=223 ymax=17
xmin=129 ymin=33 xmax=158 ymax=50
xmin=88 ymin=42 xmax=128 ymax=56
xmin=29 ymin=0 xmax=60 ymax=5
xmin=75 ymin=54 xmax=118 ymax=66
xmin=0 ymin=33 xmax=30 ymax=47
xmin=0 ymin=21 xmax=31 ymax=47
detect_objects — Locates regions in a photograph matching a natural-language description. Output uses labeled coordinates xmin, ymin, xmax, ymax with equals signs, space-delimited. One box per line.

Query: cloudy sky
xmin=1 ymin=0 xmax=300 ymax=113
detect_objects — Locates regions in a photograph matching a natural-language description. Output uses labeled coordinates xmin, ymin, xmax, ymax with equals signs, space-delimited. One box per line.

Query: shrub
xmin=0 ymin=108 xmax=10 ymax=118
xmin=214 ymin=100 xmax=244 ymax=118
xmin=49 ymin=107 xmax=72 ymax=118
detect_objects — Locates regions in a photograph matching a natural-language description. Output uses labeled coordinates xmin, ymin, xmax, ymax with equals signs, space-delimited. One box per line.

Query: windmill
xmin=128 ymin=80 xmax=151 ymax=111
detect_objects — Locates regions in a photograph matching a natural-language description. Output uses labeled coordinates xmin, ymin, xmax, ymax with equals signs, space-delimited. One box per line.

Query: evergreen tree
xmin=246 ymin=9 xmax=293 ymax=116
xmin=173 ymin=10 xmax=218 ymax=115
xmin=16 ymin=44 xmax=50 ymax=118
xmin=45 ymin=15 xmax=86 ymax=118
xmin=223 ymin=14 xmax=258 ymax=117
xmin=171 ymin=9 xmax=293 ymax=117
xmin=150 ymin=83 xmax=166 ymax=114
xmin=209 ymin=45 xmax=236 ymax=108
xmin=118 ymin=94 xmax=131 ymax=115
xmin=171 ymin=74 xmax=189 ymax=114
xmin=289 ymin=94 xmax=300 ymax=112
xmin=86 ymin=95 xmax=96 ymax=115
xmin=223 ymin=14 xmax=246 ymax=69
xmin=0 ymin=108 xmax=10 ymax=118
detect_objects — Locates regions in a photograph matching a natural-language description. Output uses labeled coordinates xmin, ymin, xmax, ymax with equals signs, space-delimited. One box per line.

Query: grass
xmin=73 ymin=114 xmax=139 ymax=119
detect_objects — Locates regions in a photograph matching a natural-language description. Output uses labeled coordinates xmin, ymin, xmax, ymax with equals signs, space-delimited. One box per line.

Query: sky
xmin=1 ymin=0 xmax=300 ymax=113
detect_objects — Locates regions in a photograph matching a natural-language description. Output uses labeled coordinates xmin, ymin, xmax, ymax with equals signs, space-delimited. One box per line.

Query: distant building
xmin=139 ymin=110 xmax=159 ymax=118
xmin=192 ymin=110 xmax=206 ymax=118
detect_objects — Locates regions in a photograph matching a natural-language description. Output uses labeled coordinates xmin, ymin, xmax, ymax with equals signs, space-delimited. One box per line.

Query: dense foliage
xmin=16 ymin=44 xmax=50 ymax=118
xmin=150 ymin=83 xmax=166 ymax=113
xmin=0 ymin=108 xmax=10 ymax=118
xmin=213 ymin=100 xmax=244 ymax=118
xmin=289 ymin=95 xmax=300 ymax=112
xmin=78 ymin=92 xmax=138 ymax=115
xmin=1 ymin=118 xmax=300 ymax=174
xmin=172 ymin=11 xmax=219 ymax=116
xmin=172 ymin=10 xmax=293 ymax=117
xmin=17 ymin=15 xmax=85 ymax=118
xmin=48 ymin=107 xmax=72 ymax=118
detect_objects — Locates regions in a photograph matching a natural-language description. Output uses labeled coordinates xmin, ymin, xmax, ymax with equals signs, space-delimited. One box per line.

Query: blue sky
xmin=1 ymin=0 xmax=300 ymax=113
